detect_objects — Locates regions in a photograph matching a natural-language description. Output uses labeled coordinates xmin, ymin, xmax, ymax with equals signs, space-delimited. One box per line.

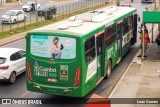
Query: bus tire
xmin=105 ymin=60 xmax=112 ymax=79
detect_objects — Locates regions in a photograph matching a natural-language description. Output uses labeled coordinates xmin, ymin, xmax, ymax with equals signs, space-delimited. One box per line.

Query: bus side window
xmin=123 ymin=17 xmax=132 ymax=35
xmin=105 ymin=27 xmax=111 ymax=48
xmin=105 ymin=24 xmax=116 ymax=48
xmin=85 ymin=36 xmax=96 ymax=64
xmin=122 ymin=18 xmax=128 ymax=35
xmin=111 ymin=24 xmax=116 ymax=43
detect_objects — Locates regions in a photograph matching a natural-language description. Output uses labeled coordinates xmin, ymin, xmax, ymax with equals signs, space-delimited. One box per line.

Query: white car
xmin=2 ymin=10 xmax=26 ymax=24
xmin=22 ymin=2 xmax=41 ymax=12
xmin=0 ymin=48 xmax=26 ymax=84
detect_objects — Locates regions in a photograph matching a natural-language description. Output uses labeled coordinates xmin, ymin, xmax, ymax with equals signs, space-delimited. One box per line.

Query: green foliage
xmin=6 ymin=0 xmax=12 ymax=2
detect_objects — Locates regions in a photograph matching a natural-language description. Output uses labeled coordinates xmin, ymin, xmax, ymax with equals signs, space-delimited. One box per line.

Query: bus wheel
xmin=105 ymin=60 xmax=112 ymax=79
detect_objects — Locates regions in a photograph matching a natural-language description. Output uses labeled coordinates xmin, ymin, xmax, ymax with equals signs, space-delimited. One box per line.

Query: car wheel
xmin=8 ymin=72 xmax=16 ymax=84
xmin=13 ymin=19 xmax=17 ymax=24
xmin=105 ymin=60 xmax=112 ymax=79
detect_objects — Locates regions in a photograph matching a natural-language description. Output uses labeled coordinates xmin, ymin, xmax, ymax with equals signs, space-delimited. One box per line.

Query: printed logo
xmin=2 ymin=99 xmax=11 ymax=104
xmin=34 ymin=61 xmax=57 ymax=77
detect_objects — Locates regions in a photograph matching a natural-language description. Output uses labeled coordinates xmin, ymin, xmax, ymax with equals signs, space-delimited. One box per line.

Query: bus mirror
xmin=138 ymin=16 xmax=140 ymax=22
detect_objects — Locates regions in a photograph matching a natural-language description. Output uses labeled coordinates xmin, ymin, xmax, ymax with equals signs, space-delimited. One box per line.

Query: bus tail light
xmin=0 ymin=66 xmax=9 ymax=70
xmin=27 ymin=62 xmax=32 ymax=82
xmin=74 ymin=67 xmax=81 ymax=87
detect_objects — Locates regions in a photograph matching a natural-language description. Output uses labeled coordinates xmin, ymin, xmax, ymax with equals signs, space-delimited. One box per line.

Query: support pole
xmin=158 ymin=24 xmax=160 ymax=33
xmin=152 ymin=24 xmax=154 ymax=43
xmin=151 ymin=1 xmax=157 ymax=43
xmin=142 ymin=23 xmax=144 ymax=60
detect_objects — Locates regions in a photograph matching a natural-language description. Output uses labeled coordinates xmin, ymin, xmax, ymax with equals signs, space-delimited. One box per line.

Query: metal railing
xmin=0 ymin=0 xmax=115 ymax=36
xmin=146 ymin=0 xmax=160 ymax=11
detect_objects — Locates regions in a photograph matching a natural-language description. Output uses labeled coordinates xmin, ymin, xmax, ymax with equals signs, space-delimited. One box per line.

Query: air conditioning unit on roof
xmin=57 ymin=24 xmax=69 ymax=30
xmin=68 ymin=7 xmax=116 ymax=23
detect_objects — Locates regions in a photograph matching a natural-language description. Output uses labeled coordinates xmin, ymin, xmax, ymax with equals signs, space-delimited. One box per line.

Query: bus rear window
xmin=30 ymin=35 xmax=76 ymax=59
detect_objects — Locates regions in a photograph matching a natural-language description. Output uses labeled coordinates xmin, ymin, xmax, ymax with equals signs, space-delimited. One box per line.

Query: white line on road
xmin=21 ymin=91 xmax=30 ymax=98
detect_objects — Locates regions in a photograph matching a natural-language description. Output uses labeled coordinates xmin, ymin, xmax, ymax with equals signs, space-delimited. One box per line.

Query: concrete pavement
xmin=109 ymin=27 xmax=160 ymax=106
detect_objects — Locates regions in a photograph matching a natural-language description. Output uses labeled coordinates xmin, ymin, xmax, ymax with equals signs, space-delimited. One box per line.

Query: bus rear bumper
xmin=27 ymin=81 xmax=84 ymax=97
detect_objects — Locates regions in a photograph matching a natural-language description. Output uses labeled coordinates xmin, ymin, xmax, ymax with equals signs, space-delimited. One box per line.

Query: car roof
xmin=0 ymin=48 xmax=24 ymax=58
xmin=8 ymin=10 xmax=23 ymax=12
xmin=25 ymin=2 xmax=39 ymax=4
xmin=26 ymin=2 xmax=35 ymax=3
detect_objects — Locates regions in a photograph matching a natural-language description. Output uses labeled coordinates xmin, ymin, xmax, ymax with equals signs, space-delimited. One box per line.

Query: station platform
xmin=109 ymin=29 xmax=160 ymax=107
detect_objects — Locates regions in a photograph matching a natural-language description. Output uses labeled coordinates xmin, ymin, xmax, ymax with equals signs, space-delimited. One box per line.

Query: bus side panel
xmin=81 ymin=35 xmax=98 ymax=96
xmin=122 ymin=42 xmax=130 ymax=57
xmin=122 ymin=32 xmax=132 ymax=57
xmin=106 ymin=42 xmax=119 ymax=69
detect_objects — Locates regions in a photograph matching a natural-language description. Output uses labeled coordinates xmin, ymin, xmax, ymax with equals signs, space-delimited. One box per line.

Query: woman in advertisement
xmin=50 ymin=37 xmax=64 ymax=59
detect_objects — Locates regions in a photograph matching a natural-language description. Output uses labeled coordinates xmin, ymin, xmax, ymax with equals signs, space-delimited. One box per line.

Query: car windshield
xmin=5 ymin=10 xmax=16 ymax=16
xmin=24 ymin=2 xmax=32 ymax=6
xmin=41 ymin=4 xmax=52 ymax=10
xmin=0 ymin=57 xmax=6 ymax=64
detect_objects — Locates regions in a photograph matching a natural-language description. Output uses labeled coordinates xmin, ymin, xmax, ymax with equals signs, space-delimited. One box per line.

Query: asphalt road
xmin=0 ymin=0 xmax=155 ymax=107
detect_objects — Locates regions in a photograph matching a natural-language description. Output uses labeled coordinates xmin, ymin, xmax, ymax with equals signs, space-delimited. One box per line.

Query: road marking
xmin=108 ymin=59 xmax=133 ymax=98
xmin=21 ymin=91 xmax=30 ymax=98
xmin=147 ymin=43 xmax=152 ymax=53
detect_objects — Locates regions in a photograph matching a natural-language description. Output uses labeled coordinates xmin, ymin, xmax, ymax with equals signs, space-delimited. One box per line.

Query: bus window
xmin=97 ymin=34 xmax=102 ymax=55
xmin=122 ymin=18 xmax=131 ymax=35
xmin=85 ymin=36 xmax=96 ymax=64
xmin=111 ymin=24 xmax=116 ymax=43
xmin=105 ymin=27 xmax=111 ymax=47
xmin=105 ymin=24 xmax=117 ymax=48
xmin=30 ymin=35 xmax=76 ymax=59
xmin=128 ymin=16 xmax=133 ymax=29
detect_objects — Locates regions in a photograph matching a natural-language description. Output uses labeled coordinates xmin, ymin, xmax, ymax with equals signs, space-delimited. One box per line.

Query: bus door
xmin=117 ymin=22 xmax=123 ymax=63
xmin=132 ymin=14 xmax=138 ymax=45
xmin=95 ymin=31 xmax=105 ymax=82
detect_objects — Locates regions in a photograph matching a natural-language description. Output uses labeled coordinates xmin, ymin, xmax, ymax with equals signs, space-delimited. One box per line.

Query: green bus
xmin=26 ymin=6 xmax=137 ymax=97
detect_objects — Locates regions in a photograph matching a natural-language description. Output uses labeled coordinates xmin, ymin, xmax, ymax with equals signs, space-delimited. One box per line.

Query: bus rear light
xmin=74 ymin=67 xmax=81 ymax=87
xmin=27 ymin=62 xmax=32 ymax=82
xmin=0 ymin=66 xmax=9 ymax=70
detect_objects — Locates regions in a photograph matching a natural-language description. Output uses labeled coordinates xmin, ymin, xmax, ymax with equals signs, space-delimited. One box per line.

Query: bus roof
xmin=32 ymin=6 xmax=136 ymax=36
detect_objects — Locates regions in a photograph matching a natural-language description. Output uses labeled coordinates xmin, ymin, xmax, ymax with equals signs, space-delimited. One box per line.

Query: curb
xmin=0 ymin=32 xmax=26 ymax=46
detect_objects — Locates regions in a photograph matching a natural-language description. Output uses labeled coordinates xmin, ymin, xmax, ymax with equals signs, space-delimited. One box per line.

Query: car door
xmin=16 ymin=11 xmax=20 ymax=22
xmin=10 ymin=52 xmax=22 ymax=74
xmin=17 ymin=50 xmax=26 ymax=73
xmin=17 ymin=11 xmax=24 ymax=21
